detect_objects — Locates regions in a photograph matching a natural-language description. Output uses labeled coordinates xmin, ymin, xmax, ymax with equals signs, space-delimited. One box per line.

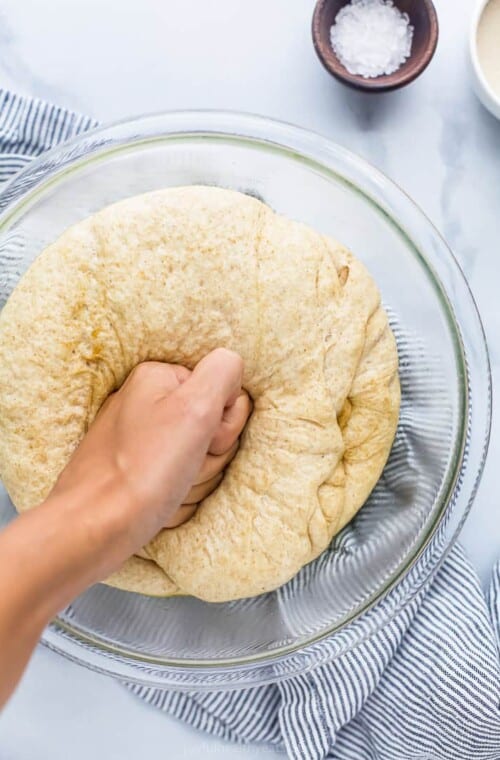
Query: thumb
xmin=190 ymin=348 xmax=243 ymax=407
xmin=173 ymin=348 xmax=244 ymax=438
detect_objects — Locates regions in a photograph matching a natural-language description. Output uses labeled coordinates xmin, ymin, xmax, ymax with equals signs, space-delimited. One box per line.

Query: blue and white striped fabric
xmin=1 ymin=90 xmax=499 ymax=760
xmin=0 ymin=89 xmax=95 ymax=165
xmin=128 ymin=549 xmax=500 ymax=760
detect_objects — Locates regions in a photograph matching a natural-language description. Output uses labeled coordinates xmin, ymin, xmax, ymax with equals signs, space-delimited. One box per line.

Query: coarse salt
xmin=330 ymin=0 xmax=414 ymax=79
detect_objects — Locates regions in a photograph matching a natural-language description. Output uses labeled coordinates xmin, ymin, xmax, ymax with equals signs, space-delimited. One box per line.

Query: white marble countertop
xmin=0 ymin=0 xmax=498 ymax=756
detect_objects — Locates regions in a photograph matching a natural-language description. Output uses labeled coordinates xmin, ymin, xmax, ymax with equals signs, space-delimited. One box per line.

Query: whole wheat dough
xmin=0 ymin=186 xmax=400 ymax=602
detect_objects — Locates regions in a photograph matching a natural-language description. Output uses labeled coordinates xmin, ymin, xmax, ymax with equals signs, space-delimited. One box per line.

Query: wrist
xmin=7 ymin=473 xmax=140 ymax=627
xmin=46 ymin=469 xmax=142 ymax=585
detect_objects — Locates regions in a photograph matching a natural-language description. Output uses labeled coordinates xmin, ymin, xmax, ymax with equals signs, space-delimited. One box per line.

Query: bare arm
xmin=0 ymin=348 xmax=250 ymax=708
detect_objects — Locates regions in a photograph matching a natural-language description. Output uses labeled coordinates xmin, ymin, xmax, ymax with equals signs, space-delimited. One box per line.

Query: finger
xmin=209 ymin=391 xmax=252 ymax=456
xmin=170 ymin=364 xmax=191 ymax=384
xmin=163 ymin=502 xmax=198 ymax=529
xmin=95 ymin=362 xmax=191 ymax=434
xmin=162 ymin=468 xmax=223 ymax=528
xmin=183 ymin=472 xmax=223 ymax=505
xmin=95 ymin=390 xmax=116 ymax=417
xmin=121 ymin=361 xmax=189 ymax=398
xmin=194 ymin=440 xmax=239 ymax=484
xmin=178 ymin=349 xmax=243 ymax=429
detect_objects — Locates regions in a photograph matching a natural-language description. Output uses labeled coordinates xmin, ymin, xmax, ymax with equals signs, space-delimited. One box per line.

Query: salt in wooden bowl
xmin=312 ymin=0 xmax=439 ymax=92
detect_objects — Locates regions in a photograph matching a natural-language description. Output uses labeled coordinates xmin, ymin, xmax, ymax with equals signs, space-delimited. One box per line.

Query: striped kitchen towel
xmin=1 ymin=89 xmax=499 ymax=760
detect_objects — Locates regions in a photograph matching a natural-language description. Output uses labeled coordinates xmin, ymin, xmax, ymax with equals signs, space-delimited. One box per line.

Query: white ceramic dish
xmin=470 ymin=0 xmax=500 ymax=119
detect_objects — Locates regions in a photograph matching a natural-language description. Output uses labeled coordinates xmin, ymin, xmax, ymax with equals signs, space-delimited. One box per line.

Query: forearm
xmin=0 ymin=477 xmax=134 ymax=707
xmin=0 ymin=350 xmax=244 ymax=709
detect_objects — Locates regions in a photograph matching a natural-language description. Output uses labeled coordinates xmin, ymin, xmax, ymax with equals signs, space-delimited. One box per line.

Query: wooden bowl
xmin=312 ymin=0 xmax=439 ymax=92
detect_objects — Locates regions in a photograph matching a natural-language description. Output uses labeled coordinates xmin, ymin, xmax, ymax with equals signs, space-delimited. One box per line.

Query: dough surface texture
xmin=0 ymin=186 xmax=400 ymax=601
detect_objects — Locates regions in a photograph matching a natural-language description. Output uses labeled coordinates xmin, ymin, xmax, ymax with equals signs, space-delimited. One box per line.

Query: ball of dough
xmin=0 ymin=186 xmax=400 ymax=601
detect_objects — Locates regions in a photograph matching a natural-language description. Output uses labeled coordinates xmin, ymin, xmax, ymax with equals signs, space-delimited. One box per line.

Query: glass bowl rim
xmin=0 ymin=109 xmax=491 ymax=685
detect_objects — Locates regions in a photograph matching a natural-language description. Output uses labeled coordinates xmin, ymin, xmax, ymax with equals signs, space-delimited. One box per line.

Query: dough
xmin=0 ymin=186 xmax=400 ymax=601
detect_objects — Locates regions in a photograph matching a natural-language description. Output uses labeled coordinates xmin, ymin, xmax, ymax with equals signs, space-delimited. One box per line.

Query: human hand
xmin=128 ymin=363 xmax=251 ymax=530
xmin=0 ymin=349 xmax=252 ymax=709
xmin=163 ymin=381 xmax=252 ymax=529
xmin=52 ymin=348 xmax=251 ymax=563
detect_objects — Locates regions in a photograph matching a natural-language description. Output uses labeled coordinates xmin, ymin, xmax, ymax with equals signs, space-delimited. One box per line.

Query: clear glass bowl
xmin=0 ymin=112 xmax=491 ymax=690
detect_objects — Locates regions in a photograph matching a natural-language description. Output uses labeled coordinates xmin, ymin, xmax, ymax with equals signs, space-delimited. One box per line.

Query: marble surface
xmin=0 ymin=0 xmax=498 ymax=756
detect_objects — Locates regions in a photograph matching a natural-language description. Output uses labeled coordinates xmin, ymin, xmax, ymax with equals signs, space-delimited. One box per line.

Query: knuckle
xmin=129 ymin=361 xmax=176 ymax=390
xmin=130 ymin=362 xmax=154 ymax=382
xmin=183 ymin=394 xmax=213 ymax=428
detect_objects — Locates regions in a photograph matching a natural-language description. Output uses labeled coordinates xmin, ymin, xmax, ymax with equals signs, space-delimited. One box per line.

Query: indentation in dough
xmin=338 ymin=265 xmax=349 ymax=286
